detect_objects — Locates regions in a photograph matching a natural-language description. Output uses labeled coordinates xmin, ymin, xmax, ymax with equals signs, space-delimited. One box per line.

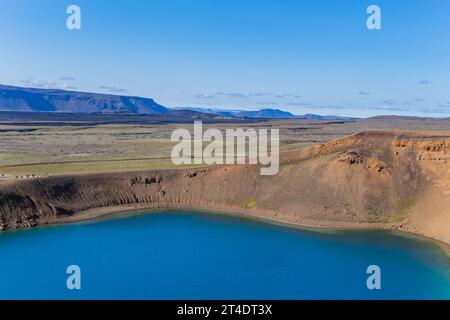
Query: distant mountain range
xmin=174 ymin=107 xmax=297 ymax=119
xmin=177 ymin=107 xmax=355 ymax=120
xmin=0 ymin=84 xmax=354 ymax=120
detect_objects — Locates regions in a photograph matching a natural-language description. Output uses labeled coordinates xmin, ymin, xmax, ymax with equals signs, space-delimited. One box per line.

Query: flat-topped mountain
xmin=0 ymin=85 xmax=168 ymax=114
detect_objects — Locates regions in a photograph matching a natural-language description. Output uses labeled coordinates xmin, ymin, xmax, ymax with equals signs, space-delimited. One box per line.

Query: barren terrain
xmin=0 ymin=115 xmax=450 ymax=246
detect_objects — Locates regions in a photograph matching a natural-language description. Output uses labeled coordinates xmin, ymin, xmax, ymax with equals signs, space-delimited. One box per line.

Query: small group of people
xmin=14 ymin=173 xmax=49 ymax=180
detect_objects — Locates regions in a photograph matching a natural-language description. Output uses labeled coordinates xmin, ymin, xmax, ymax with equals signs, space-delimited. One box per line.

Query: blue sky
xmin=0 ymin=0 xmax=449 ymax=117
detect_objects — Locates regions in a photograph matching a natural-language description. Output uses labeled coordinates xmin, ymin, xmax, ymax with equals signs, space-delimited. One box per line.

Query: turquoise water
xmin=0 ymin=211 xmax=449 ymax=300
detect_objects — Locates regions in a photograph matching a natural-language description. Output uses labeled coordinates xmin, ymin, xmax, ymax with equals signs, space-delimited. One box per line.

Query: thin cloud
xmin=256 ymin=101 xmax=278 ymax=106
xmin=274 ymin=94 xmax=302 ymax=99
xmin=380 ymin=99 xmax=396 ymax=105
xmin=194 ymin=91 xmax=302 ymax=101
xmin=21 ymin=78 xmax=76 ymax=90
xmin=248 ymin=92 xmax=273 ymax=97
xmin=358 ymin=91 xmax=371 ymax=95
xmin=368 ymin=106 xmax=409 ymax=112
xmin=22 ymin=79 xmax=57 ymax=88
xmin=216 ymin=92 xmax=248 ymax=99
xmin=285 ymin=102 xmax=312 ymax=107
xmin=59 ymin=76 xmax=76 ymax=81
xmin=436 ymin=101 xmax=450 ymax=108
xmin=292 ymin=104 xmax=346 ymax=110
xmin=415 ymin=107 xmax=449 ymax=114
xmin=317 ymin=104 xmax=347 ymax=110
xmin=415 ymin=80 xmax=433 ymax=85
xmin=194 ymin=94 xmax=216 ymax=99
xmin=99 ymin=86 xmax=128 ymax=93
xmin=194 ymin=92 xmax=248 ymax=99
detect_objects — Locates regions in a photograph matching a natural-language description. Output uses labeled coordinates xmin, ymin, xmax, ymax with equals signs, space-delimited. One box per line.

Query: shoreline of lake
xmin=4 ymin=202 xmax=449 ymax=258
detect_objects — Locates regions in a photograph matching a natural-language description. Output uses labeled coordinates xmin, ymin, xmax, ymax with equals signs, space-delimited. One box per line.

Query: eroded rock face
xmin=0 ymin=130 xmax=449 ymax=243
xmin=336 ymin=150 xmax=391 ymax=174
xmin=129 ymin=174 xmax=163 ymax=187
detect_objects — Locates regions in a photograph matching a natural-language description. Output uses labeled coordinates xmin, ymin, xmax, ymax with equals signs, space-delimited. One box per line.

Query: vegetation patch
xmin=242 ymin=199 xmax=257 ymax=209
xmin=396 ymin=196 xmax=417 ymax=220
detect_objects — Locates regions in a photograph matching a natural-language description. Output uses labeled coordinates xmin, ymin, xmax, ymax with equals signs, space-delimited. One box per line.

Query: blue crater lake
xmin=0 ymin=211 xmax=449 ymax=299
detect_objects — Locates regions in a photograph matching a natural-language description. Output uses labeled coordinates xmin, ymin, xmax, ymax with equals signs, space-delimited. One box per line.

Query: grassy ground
xmin=2 ymin=117 xmax=450 ymax=177
xmin=0 ymin=122 xmax=316 ymax=176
